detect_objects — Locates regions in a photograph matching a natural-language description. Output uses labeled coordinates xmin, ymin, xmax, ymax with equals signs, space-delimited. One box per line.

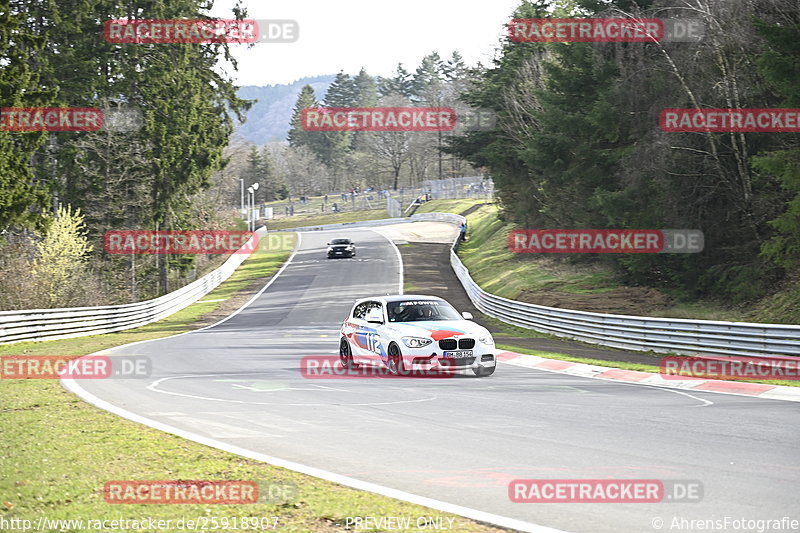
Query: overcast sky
xmin=210 ymin=0 xmax=522 ymax=86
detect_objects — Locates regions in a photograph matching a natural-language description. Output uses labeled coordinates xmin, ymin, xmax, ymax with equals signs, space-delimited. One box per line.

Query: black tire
xmin=387 ymin=343 xmax=406 ymax=375
xmin=473 ymin=365 xmax=496 ymax=377
xmin=339 ymin=338 xmax=357 ymax=368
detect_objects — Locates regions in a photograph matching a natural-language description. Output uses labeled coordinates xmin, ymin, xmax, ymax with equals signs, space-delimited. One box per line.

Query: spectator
xmin=459 ymin=222 xmax=467 ymax=242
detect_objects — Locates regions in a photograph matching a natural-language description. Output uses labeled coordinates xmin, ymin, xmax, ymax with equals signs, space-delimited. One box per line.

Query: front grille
xmin=438 ymin=339 xmax=457 ymax=350
xmin=458 ymin=338 xmax=475 ymax=349
xmin=439 ymin=357 xmax=476 ymax=367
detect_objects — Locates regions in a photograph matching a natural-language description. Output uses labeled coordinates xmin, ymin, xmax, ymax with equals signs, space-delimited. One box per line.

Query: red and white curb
xmin=497 ymin=351 xmax=800 ymax=402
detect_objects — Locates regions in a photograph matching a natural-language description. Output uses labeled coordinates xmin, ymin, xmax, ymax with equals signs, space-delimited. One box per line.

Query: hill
xmin=234 ymin=75 xmax=335 ymax=145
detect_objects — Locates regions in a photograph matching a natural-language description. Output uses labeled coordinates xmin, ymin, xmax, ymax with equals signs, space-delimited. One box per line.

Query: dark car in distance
xmin=327 ymin=238 xmax=356 ymax=258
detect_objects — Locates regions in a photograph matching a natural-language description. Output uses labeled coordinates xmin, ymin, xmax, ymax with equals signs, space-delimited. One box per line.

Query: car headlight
xmin=402 ymin=336 xmax=433 ymax=348
xmin=479 ymin=336 xmax=495 ymax=345
xmin=327 ymin=247 xmax=334 ymax=252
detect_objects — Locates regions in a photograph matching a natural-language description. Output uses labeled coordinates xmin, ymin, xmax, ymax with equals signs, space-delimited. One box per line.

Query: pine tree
xmin=378 ymin=63 xmax=414 ymax=98
xmin=443 ymin=51 xmax=467 ymax=82
xmin=353 ymin=68 xmax=378 ymax=107
xmin=287 ymin=85 xmax=322 ymax=148
xmin=412 ymin=52 xmax=445 ymax=101
xmin=324 ymin=71 xmax=358 ymax=107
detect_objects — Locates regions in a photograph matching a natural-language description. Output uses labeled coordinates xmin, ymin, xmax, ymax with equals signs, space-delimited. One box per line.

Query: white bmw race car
xmin=339 ymin=295 xmax=497 ymax=377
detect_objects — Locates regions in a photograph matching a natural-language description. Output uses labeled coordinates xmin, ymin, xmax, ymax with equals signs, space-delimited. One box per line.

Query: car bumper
xmin=401 ymin=347 xmax=497 ymax=371
xmin=328 ymin=251 xmax=354 ymax=257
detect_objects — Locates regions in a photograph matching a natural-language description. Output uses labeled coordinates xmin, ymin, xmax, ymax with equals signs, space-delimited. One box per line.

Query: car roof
xmin=353 ymin=295 xmax=446 ymax=305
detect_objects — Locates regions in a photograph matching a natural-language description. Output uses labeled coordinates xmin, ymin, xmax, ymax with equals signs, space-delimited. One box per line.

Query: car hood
xmin=382 ymin=320 xmax=491 ymax=340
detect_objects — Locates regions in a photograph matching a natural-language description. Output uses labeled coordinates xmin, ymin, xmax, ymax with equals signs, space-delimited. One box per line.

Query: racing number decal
xmin=366 ymin=332 xmax=381 ymax=354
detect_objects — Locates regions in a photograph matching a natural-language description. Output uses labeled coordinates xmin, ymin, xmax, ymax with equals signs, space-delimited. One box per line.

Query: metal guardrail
xmin=433 ymin=213 xmax=800 ymax=358
xmin=5 ymin=213 xmax=798 ymax=357
xmin=0 ymin=228 xmax=267 ymax=345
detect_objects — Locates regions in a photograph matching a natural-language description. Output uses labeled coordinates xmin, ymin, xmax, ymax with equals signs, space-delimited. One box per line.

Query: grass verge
xmin=458 ymin=205 xmax=620 ymax=299
xmin=414 ymin=199 xmax=486 ymax=215
xmin=0 ymin=233 xmax=505 ymax=533
xmin=267 ymin=210 xmax=388 ymax=231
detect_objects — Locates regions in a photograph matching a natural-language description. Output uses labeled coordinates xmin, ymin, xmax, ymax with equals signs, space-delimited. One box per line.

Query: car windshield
xmin=330 ymin=239 xmax=350 ymax=245
xmin=387 ymin=300 xmax=463 ymax=322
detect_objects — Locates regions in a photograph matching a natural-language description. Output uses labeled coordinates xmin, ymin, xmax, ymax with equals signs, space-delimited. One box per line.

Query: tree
xmin=443 ymin=51 xmax=468 ymax=83
xmin=754 ymin=15 xmax=800 ymax=270
xmin=364 ymin=95 xmax=413 ymax=190
xmin=0 ymin=0 xmax=57 ymax=230
xmin=324 ymin=71 xmax=358 ymax=107
xmin=411 ymin=51 xmax=445 ymax=101
xmin=30 ymin=206 xmax=94 ymax=308
xmin=378 ymin=63 xmax=414 ymax=98
xmin=353 ymin=68 xmax=379 ymax=107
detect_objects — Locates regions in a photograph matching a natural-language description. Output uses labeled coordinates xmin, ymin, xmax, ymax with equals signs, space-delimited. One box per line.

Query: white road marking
xmin=145 ymin=374 xmax=438 ymax=407
xmin=62 ymin=377 xmax=567 ymax=533
xmin=162 ymin=415 xmax=278 ymax=438
xmin=368 ymin=228 xmax=404 ymax=295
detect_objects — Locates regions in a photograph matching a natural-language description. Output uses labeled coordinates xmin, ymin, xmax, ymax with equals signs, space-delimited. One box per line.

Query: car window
xmin=352 ymin=302 xmax=368 ymax=319
xmin=364 ymin=301 xmax=383 ymax=319
xmin=331 ymin=239 xmax=351 ymax=245
xmin=387 ymin=300 xmax=462 ymax=322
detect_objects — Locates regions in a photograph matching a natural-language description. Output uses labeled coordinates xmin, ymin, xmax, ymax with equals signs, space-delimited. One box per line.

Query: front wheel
xmin=339 ymin=338 xmax=357 ymax=368
xmin=473 ymin=365 xmax=496 ymax=377
xmin=387 ymin=343 xmax=406 ymax=375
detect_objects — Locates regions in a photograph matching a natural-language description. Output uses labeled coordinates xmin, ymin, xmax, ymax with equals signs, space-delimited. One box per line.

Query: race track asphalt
xmin=74 ymin=226 xmax=800 ymax=533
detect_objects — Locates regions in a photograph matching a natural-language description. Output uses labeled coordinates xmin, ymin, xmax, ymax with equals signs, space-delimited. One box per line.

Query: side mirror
xmin=462 ymin=311 xmax=473 ymax=320
xmin=326 ymin=242 xmax=330 ymax=245
xmin=365 ymin=310 xmax=384 ymax=324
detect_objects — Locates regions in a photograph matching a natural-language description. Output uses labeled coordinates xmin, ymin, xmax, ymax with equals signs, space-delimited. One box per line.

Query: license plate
xmin=442 ymin=350 xmax=473 ymax=359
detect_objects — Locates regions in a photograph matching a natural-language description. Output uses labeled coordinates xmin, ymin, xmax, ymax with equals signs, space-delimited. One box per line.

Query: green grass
xmin=748 ymin=276 xmax=800 ymax=325
xmin=455 ymin=205 xmax=791 ymax=323
xmin=0 ymin=380 xmax=505 ymax=532
xmin=414 ymin=199 xmax=486 ymax=215
xmin=457 ymin=205 xmax=619 ymax=300
xmin=267 ymin=210 xmax=388 ymax=231
xmin=0 ymin=232 xmax=504 ymax=533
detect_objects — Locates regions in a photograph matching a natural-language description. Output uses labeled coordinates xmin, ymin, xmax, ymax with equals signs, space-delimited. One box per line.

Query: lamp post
xmin=247 ymin=182 xmax=260 ymax=231
xmin=247 ymin=186 xmax=253 ymax=231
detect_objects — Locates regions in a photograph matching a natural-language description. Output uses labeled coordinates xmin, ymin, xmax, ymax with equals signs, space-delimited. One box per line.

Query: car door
xmin=360 ymin=300 xmax=387 ymax=365
xmin=346 ymin=301 xmax=370 ymax=358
